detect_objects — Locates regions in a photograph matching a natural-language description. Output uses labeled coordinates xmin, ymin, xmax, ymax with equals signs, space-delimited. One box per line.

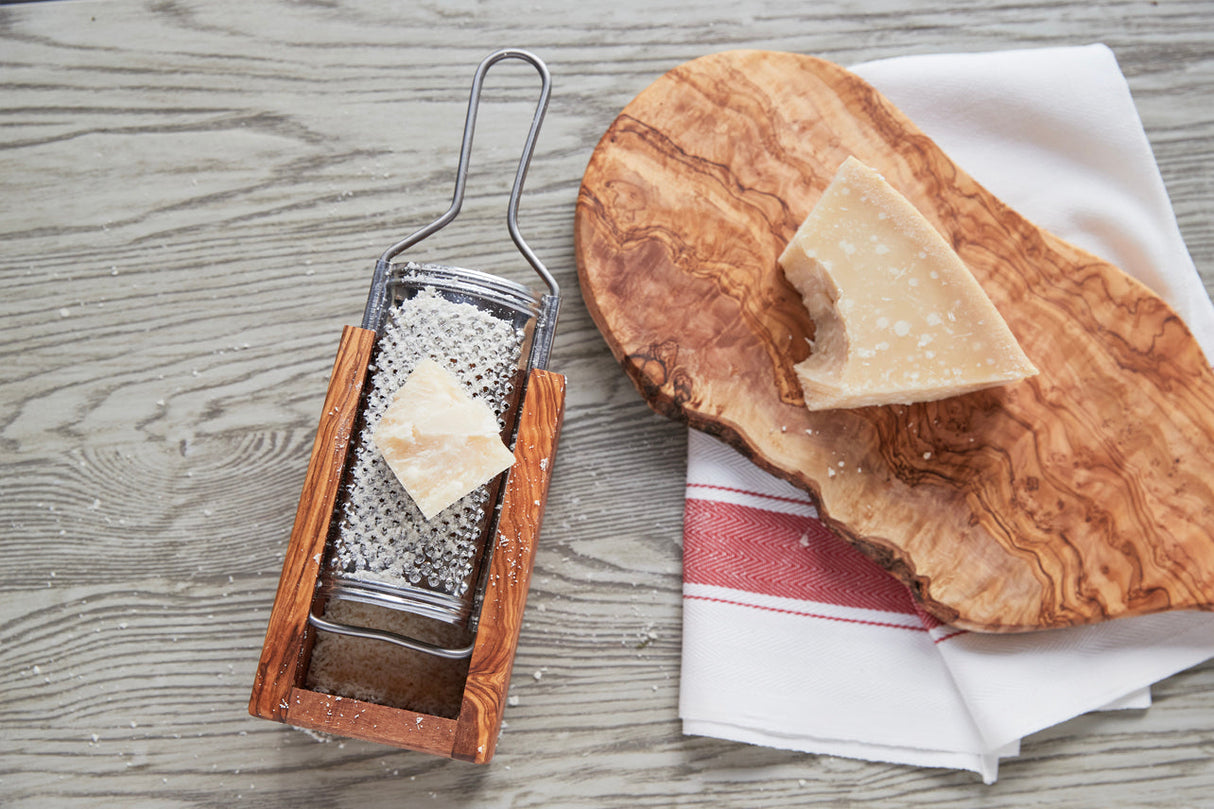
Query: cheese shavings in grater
xmin=328 ymin=287 xmax=525 ymax=600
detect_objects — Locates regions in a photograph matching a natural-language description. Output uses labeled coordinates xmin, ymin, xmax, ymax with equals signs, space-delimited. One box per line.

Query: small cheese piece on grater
xmin=778 ymin=156 xmax=1037 ymax=411
xmin=372 ymin=358 xmax=516 ymax=520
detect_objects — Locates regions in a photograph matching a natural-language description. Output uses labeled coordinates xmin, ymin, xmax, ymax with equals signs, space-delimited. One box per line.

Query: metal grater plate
xmin=326 ymin=284 xmax=526 ymax=614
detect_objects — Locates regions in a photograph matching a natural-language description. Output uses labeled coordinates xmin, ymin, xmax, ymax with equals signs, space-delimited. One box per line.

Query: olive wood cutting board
xmin=575 ymin=49 xmax=1214 ymax=632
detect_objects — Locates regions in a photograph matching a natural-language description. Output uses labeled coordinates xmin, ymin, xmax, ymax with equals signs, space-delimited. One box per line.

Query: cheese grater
xmin=249 ymin=49 xmax=566 ymax=762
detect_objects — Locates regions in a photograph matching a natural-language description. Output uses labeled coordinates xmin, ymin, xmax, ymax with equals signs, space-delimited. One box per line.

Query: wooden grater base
xmin=249 ymin=325 xmax=565 ymax=762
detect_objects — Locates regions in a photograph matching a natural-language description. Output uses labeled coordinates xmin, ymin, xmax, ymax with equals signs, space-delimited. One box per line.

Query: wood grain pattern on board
xmin=575 ymin=49 xmax=1214 ymax=632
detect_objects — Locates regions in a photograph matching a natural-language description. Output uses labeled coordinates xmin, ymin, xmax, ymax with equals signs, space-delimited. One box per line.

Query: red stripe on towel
xmin=686 ymin=482 xmax=814 ymax=509
xmin=684 ymin=593 xmax=928 ymax=632
xmin=682 ymin=497 xmax=923 ymax=617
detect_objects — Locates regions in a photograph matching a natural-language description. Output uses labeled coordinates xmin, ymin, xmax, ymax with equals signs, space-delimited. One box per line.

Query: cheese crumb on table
xmin=372 ymin=358 xmax=516 ymax=520
xmin=778 ymin=156 xmax=1037 ymax=410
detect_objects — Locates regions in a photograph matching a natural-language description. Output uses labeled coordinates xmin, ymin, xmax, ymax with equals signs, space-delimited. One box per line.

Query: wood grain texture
xmin=576 ymin=49 xmax=1214 ymax=632
xmin=454 ymin=369 xmax=566 ymax=762
xmin=251 ymin=356 xmax=564 ymax=760
xmin=3 ymin=0 xmax=1214 ymax=806
xmin=250 ymin=325 xmax=375 ymax=722
xmin=285 ymin=687 xmax=459 ymax=755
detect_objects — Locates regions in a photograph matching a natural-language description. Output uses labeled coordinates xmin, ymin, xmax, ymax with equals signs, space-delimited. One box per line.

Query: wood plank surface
xmin=575 ymin=50 xmax=1214 ymax=632
xmin=2 ymin=0 xmax=1213 ymax=806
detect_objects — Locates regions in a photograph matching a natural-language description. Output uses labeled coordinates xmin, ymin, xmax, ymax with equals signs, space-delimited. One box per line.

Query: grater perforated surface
xmin=327 ymin=287 xmax=526 ymax=604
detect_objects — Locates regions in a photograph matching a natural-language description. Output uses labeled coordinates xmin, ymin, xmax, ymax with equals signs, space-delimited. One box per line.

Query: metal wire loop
xmin=377 ymin=48 xmax=556 ymax=297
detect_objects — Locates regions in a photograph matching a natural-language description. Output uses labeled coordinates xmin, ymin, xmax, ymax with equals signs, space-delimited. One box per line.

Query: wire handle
xmin=317 ymin=51 xmax=560 ymax=660
xmin=371 ymin=49 xmax=555 ymax=298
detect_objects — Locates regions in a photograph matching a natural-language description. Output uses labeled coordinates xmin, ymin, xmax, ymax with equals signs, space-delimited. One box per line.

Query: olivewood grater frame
xmin=249 ymin=49 xmax=565 ymax=762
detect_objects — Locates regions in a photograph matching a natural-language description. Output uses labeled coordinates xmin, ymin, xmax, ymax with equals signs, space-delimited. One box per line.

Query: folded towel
xmin=679 ymin=44 xmax=1214 ymax=783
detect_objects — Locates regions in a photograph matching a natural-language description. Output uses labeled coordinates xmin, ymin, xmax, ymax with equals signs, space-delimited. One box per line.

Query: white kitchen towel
xmin=679 ymin=44 xmax=1214 ymax=783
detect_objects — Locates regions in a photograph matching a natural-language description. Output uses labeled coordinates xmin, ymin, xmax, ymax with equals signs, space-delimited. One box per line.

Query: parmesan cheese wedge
xmin=778 ymin=156 xmax=1037 ymax=410
xmin=372 ymin=358 xmax=516 ymax=520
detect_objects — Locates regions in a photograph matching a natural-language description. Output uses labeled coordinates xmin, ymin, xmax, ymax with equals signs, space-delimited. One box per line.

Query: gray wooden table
xmin=3 ymin=1 xmax=1212 ymax=806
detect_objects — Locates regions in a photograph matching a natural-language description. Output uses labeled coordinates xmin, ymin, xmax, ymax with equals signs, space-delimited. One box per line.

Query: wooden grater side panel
xmin=249 ymin=325 xmax=376 ymax=722
xmin=452 ymin=369 xmax=567 ymax=762
xmin=284 ymin=688 xmax=458 ymax=754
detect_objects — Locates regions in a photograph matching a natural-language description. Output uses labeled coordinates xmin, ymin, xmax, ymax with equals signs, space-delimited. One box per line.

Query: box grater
xmin=249 ymin=48 xmax=565 ymax=762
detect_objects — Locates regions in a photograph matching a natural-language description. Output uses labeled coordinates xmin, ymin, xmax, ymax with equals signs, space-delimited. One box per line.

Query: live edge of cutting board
xmin=574 ymin=49 xmax=1214 ymax=633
